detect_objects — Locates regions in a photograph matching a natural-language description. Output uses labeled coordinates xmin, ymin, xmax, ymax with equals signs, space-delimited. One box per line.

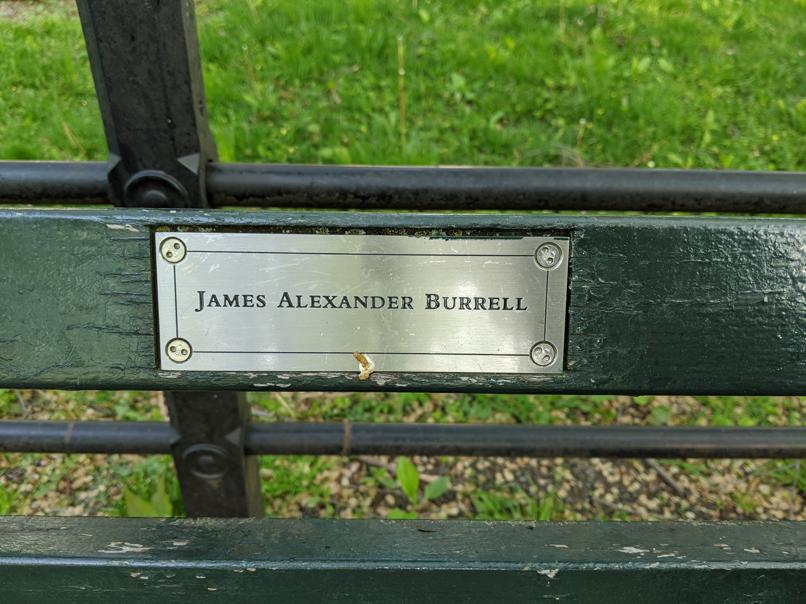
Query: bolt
xmin=196 ymin=454 xmax=219 ymax=474
xmin=160 ymin=237 xmax=187 ymax=263
xmin=141 ymin=188 xmax=169 ymax=207
xmin=535 ymin=242 xmax=563 ymax=270
xmin=166 ymin=337 xmax=192 ymax=363
xmin=123 ymin=170 xmax=189 ymax=207
xmin=530 ymin=341 xmax=557 ymax=367
xmin=183 ymin=444 xmax=228 ymax=480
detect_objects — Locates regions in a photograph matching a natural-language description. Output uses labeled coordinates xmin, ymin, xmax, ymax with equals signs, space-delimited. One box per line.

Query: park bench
xmin=0 ymin=1 xmax=804 ymax=601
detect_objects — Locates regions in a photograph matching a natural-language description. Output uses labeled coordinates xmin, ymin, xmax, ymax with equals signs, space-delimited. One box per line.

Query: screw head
xmin=535 ymin=242 xmax=563 ymax=270
xmin=166 ymin=337 xmax=192 ymax=363
xmin=160 ymin=237 xmax=187 ymax=263
xmin=530 ymin=341 xmax=557 ymax=367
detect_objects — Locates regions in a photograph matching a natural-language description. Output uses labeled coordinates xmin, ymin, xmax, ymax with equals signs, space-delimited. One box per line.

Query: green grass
xmin=0 ymin=0 xmax=804 ymax=518
xmin=1 ymin=0 xmax=804 ymax=169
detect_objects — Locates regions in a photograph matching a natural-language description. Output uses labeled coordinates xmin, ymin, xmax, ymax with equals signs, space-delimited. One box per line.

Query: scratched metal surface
xmin=154 ymin=232 xmax=569 ymax=374
xmin=0 ymin=209 xmax=804 ymax=394
xmin=0 ymin=517 xmax=803 ymax=602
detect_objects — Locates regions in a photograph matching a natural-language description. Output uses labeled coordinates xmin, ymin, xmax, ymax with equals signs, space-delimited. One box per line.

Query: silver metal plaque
xmin=154 ymin=232 xmax=569 ymax=374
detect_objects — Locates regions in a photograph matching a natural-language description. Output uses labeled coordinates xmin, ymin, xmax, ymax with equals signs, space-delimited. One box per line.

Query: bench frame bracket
xmin=77 ymin=0 xmax=263 ymax=517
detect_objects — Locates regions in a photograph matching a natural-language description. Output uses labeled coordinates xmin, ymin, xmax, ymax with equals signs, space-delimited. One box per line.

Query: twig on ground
xmin=645 ymin=459 xmax=687 ymax=497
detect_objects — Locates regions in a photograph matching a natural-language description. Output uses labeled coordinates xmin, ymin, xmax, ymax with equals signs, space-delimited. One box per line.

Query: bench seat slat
xmin=1 ymin=209 xmax=804 ymax=394
xmin=0 ymin=517 xmax=803 ymax=602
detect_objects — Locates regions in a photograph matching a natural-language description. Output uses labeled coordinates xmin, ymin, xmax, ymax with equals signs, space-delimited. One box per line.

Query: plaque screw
xmin=160 ymin=237 xmax=187 ymax=263
xmin=530 ymin=341 xmax=557 ymax=367
xmin=534 ymin=242 xmax=563 ymax=270
xmin=166 ymin=337 xmax=192 ymax=363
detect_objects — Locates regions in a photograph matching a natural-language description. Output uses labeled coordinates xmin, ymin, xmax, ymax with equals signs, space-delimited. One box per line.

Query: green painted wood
xmin=0 ymin=517 xmax=802 ymax=602
xmin=0 ymin=209 xmax=804 ymax=394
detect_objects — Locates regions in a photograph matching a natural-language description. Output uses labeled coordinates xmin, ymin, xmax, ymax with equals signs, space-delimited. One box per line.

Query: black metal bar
xmin=0 ymin=161 xmax=107 ymax=204
xmin=77 ymin=0 xmax=263 ymax=517
xmin=165 ymin=392 xmax=264 ymax=517
xmin=2 ymin=161 xmax=805 ymax=213
xmin=1 ymin=421 xmax=803 ymax=458
xmin=0 ymin=421 xmax=172 ymax=454
xmin=207 ymin=163 xmax=806 ymax=213
xmin=76 ymin=1 xmax=215 ymax=207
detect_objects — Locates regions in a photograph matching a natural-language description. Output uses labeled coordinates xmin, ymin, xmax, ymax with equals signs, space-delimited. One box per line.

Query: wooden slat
xmin=0 ymin=517 xmax=803 ymax=602
xmin=0 ymin=209 xmax=804 ymax=394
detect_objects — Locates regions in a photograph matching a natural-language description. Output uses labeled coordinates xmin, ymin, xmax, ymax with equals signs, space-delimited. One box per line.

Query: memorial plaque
xmin=154 ymin=232 xmax=569 ymax=374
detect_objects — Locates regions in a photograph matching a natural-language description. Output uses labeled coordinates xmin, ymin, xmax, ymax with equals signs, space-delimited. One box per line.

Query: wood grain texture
xmin=0 ymin=517 xmax=803 ymax=602
xmin=0 ymin=209 xmax=804 ymax=394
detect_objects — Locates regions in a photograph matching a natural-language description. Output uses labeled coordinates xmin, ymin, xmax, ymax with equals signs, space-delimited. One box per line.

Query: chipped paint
xmin=105 ymin=223 xmax=140 ymax=232
xmin=618 ymin=546 xmax=649 ymax=555
xmin=98 ymin=541 xmax=151 ymax=554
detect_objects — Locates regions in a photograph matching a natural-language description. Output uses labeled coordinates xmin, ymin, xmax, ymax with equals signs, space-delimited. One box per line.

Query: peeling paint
xmin=98 ymin=541 xmax=151 ymax=554
xmin=157 ymin=371 xmax=182 ymax=379
xmin=538 ymin=569 xmax=559 ymax=579
xmin=106 ymin=223 xmax=140 ymax=233
xmin=618 ymin=546 xmax=649 ymax=555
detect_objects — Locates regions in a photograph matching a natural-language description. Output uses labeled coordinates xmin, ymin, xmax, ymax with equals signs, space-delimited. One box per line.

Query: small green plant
xmin=123 ymin=474 xmax=173 ymax=517
xmin=471 ymin=488 xmax=563 ymax=521
xmin=396 ymin=456 xmax=420 ymax=506
xmin=0 ymin=485 xmax=16 ymax=515
xmin=388 ymin=457 xmax=451 ymax=518
xmin=117 ymin=457 xmax=182 ymax=517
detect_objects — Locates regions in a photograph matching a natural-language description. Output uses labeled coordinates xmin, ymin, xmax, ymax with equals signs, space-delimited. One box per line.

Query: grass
xmin=0 ymin=0 xmax=804 ymax=519
xmin=1 ymin=0 xmax=804 ymax=169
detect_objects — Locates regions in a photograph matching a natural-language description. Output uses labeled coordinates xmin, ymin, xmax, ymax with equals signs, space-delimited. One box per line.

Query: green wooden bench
xmin=0 ymin=1 xmax=804 ymax=600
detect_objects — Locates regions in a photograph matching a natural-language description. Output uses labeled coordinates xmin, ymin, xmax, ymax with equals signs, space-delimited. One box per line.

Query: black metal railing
xmin=2 ymin=160 xmax=805 ymax=213
xmin=0 ymin=421 xmax=803 ymax=459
